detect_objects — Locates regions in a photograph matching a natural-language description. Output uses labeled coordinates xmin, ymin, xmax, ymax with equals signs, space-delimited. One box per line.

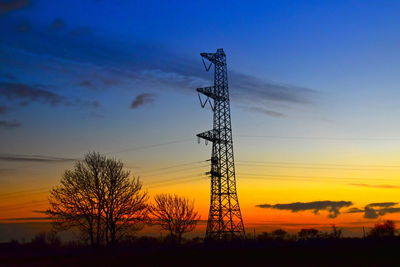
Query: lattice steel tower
xmin=196 ymin=48 xmax=245 ymax=239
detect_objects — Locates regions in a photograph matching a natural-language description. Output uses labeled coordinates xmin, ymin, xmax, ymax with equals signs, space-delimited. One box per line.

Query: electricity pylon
xmin=196 ymin=48 xmax=245 ymax=239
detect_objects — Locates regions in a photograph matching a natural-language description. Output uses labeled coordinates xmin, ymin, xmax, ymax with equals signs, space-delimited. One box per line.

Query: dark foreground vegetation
xmin=1 ymin=237 xmax=400 ymax=266
xmin=1 ymin=224 xmax=400 ymax=267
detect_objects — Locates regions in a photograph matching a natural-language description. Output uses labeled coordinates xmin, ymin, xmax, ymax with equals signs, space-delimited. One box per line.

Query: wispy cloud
xmin=32 ymin=210 xmax=47 ymax=214
xmin=131 ymin=93 xmax=156 ymax=109
xmin=1 ymin=72 xmax=17 ymax=80
xmin=49 ymin=18 xmax=65 ymax=31
xmin=0 ymin=18 xmax=319 ymax=112
xmin=350 ymin=183 xmax=400 ymax=189
xmin=0 ymin=82 xmax=100 ymax=108
xmin=240 ymin=106 xmax=287 ymax=118
xmin=230 ymin=71 xmax=316 ymax=105
xmin=256 ymin=201 xmax=353 ymax=218
xmin=0 ymin=120 xmax=21 ymax=128
xmin=0 ymin=0 xmax=30 ymax=16
xmin=0 ymin=106 xmax=8 ymax=114
xmin=77 ymin=80 xmax=93 ymax=88
xmin=15 ymin=20 xmax=30 ymax=32
xmin=0 ymin=153 xmax=77 ymax=162
xmin=0 ymin=217 xmax=50 ymax=221
xmin=0 ymin=82 xmax=67 ymax=106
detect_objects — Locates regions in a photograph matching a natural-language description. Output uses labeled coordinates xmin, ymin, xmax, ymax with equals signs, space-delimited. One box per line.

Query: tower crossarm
xmin=197 ymin=86 xmax=216 ymax=99
xmin=197 ymin=86 xmax=226 ymax=101
xmin=196 ymin=129 xmax=219 ymax=143
xmin=200 ymin=52 xmax=217 ymax=64
xmin=201 ymin=49 xmax=226 ymax=65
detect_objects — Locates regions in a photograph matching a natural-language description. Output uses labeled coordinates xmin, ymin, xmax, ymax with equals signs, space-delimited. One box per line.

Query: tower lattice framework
xmin=196 ymin=48 xmax=245 ymax=239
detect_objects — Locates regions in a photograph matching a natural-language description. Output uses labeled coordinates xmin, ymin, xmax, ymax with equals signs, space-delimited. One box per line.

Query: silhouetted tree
xmin=30 ymin=231 xmax=61 ymax=247
xmin=298 ymin=228 xmax=319 ymax=240
xmin=149 ymin=194 xmax=200 ymax=243
xmin=328 ymin=224 xmax=342 ymax=239
xmin=368 ymin=220 xmax=396 ymax=238
xmin=256 ymin=232 xmax=271 ymax=241
xmin=46 ymin=152 xmax=148 ymax=246
xmin=271 ymin=229 xmax=288 ymax=240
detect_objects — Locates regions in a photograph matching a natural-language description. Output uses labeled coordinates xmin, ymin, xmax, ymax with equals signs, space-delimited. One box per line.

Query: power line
xmin=147 ymin=177 xmax=206 ymax=189
xmin=0 ymin=187 xmax=51 ymax=198
xmin=104 ymin=138 xmax=193 ymax=155
xmin=0 ymin=160 xmax=206 ymax=199
xmin=1 ymin=138 xmax=194 ymax=170
xmin=237 ymin=173 xmax=400 ymax=183
xmin=134 ymin=160 xmax=206 ymax=175
xmin=139 ymin=164 xmax=208 ymax=178
xmin=237 ymin=160 xmax=400 ymax=168
xmin=144 ymin=173 xmax=204 ymax=186
xmin=0 ymin=189 xmax=50 ymax=200
xmin=0 ymin=175 xmax=206 ymax=207
xmin=0 ymin=200 xmax=48 ymax=211
xmin=236 ymin=162 xmax=400 ymax=172
xmin=235 ymin=135 xmax=400 ymax=141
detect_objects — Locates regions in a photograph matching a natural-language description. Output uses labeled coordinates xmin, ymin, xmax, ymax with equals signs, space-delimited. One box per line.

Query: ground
xmin=1 ymin=238 xmax=399 ymax=266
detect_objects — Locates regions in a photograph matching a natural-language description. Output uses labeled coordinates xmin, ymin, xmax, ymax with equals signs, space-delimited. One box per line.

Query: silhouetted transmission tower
xmin=196 ymin=48 xmax=245 ymax=239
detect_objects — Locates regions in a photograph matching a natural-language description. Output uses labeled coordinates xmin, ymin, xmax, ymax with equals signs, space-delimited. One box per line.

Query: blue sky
xmin=2 ymin=0 xmax=400 ymax=236
xmin=1 ymin=0 xmax=400 ymax=170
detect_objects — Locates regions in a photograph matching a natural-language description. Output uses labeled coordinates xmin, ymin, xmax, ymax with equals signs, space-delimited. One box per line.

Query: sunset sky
xmin=1 ymin=0 xmax=400 ymax=241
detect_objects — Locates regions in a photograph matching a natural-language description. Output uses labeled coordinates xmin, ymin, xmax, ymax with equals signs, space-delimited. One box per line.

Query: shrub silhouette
xmin=271 ymin=229 xmax=288 ymax=240
xmin=298 ymin=228 xmax=319 ymax=240
xmin=368 ymin=220 xmax=396 ymax=238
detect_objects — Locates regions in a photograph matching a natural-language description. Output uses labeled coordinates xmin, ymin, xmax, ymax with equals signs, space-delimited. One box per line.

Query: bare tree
xmin=46 ymin=152 xmax=148 ymax=246
xmin=103 ymin=158 xmax=148 ymax=244
xmin=149 ymin=194 xmax=200 ymax=243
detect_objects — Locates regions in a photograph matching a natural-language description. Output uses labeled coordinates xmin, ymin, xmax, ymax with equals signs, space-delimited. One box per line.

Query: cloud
xmin=347 ymin=202 xmax=400 ymax=219
xmin=1 ymin=72 xmax=17 ymax=80
xmin=131 ymin=93 xmax=155 ymax=109
xmin=256 ymin=200 xmax=353 ymax=218
xmin=0 ymin=106 xmax=8 ymax=114
xmin=0 ymin=168 xmax=15 ymax=174
xmin=0 ymin=217 xmax=50 ymax=221
xmin=49 ymin=18 xmax=65 ymax=31
xmin=0 ymin=0 xmax=30 ymax=15
xmin=240 ymin=106 xmax=287 ymax=118
xmin=75 ymin=98 xmax=100 ymax=109
xmin=0 ymin=120 xmax=21 ymax=128
xmin=0 ymin=82 xmax=67 ymax=106
xmin=347 ymin=207 xmax=364 ymax=213
xmin=230 ymin=71 xmax=316 ymax=105
xmin=0 ymin=15 xmax=321 ymax=130
xmin=32 ymin=210 xmax=47 ymax=214
xmin=0 ymin=82 xmax=100 ymax=108
xmin=0 ymin=19 xmax=318 ymax=110
xmin=15 ymin=20 xmax=30 ymax=32
xmin=367 ymin=202 xmax=398 ymax=208
xmin=0 ymin=153 xmax=77 ymax=162
xmin=350 ymin=183 xmax=400 ymax=189
xmin=77 ymin=80 xmax=93 ymax=88
xmin=69 ymin=27 xmax=93 ymax=37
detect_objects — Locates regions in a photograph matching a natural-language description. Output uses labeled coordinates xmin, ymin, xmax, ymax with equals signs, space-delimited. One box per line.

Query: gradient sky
xmin=1 ymin=0 xmax=400 ymax=240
